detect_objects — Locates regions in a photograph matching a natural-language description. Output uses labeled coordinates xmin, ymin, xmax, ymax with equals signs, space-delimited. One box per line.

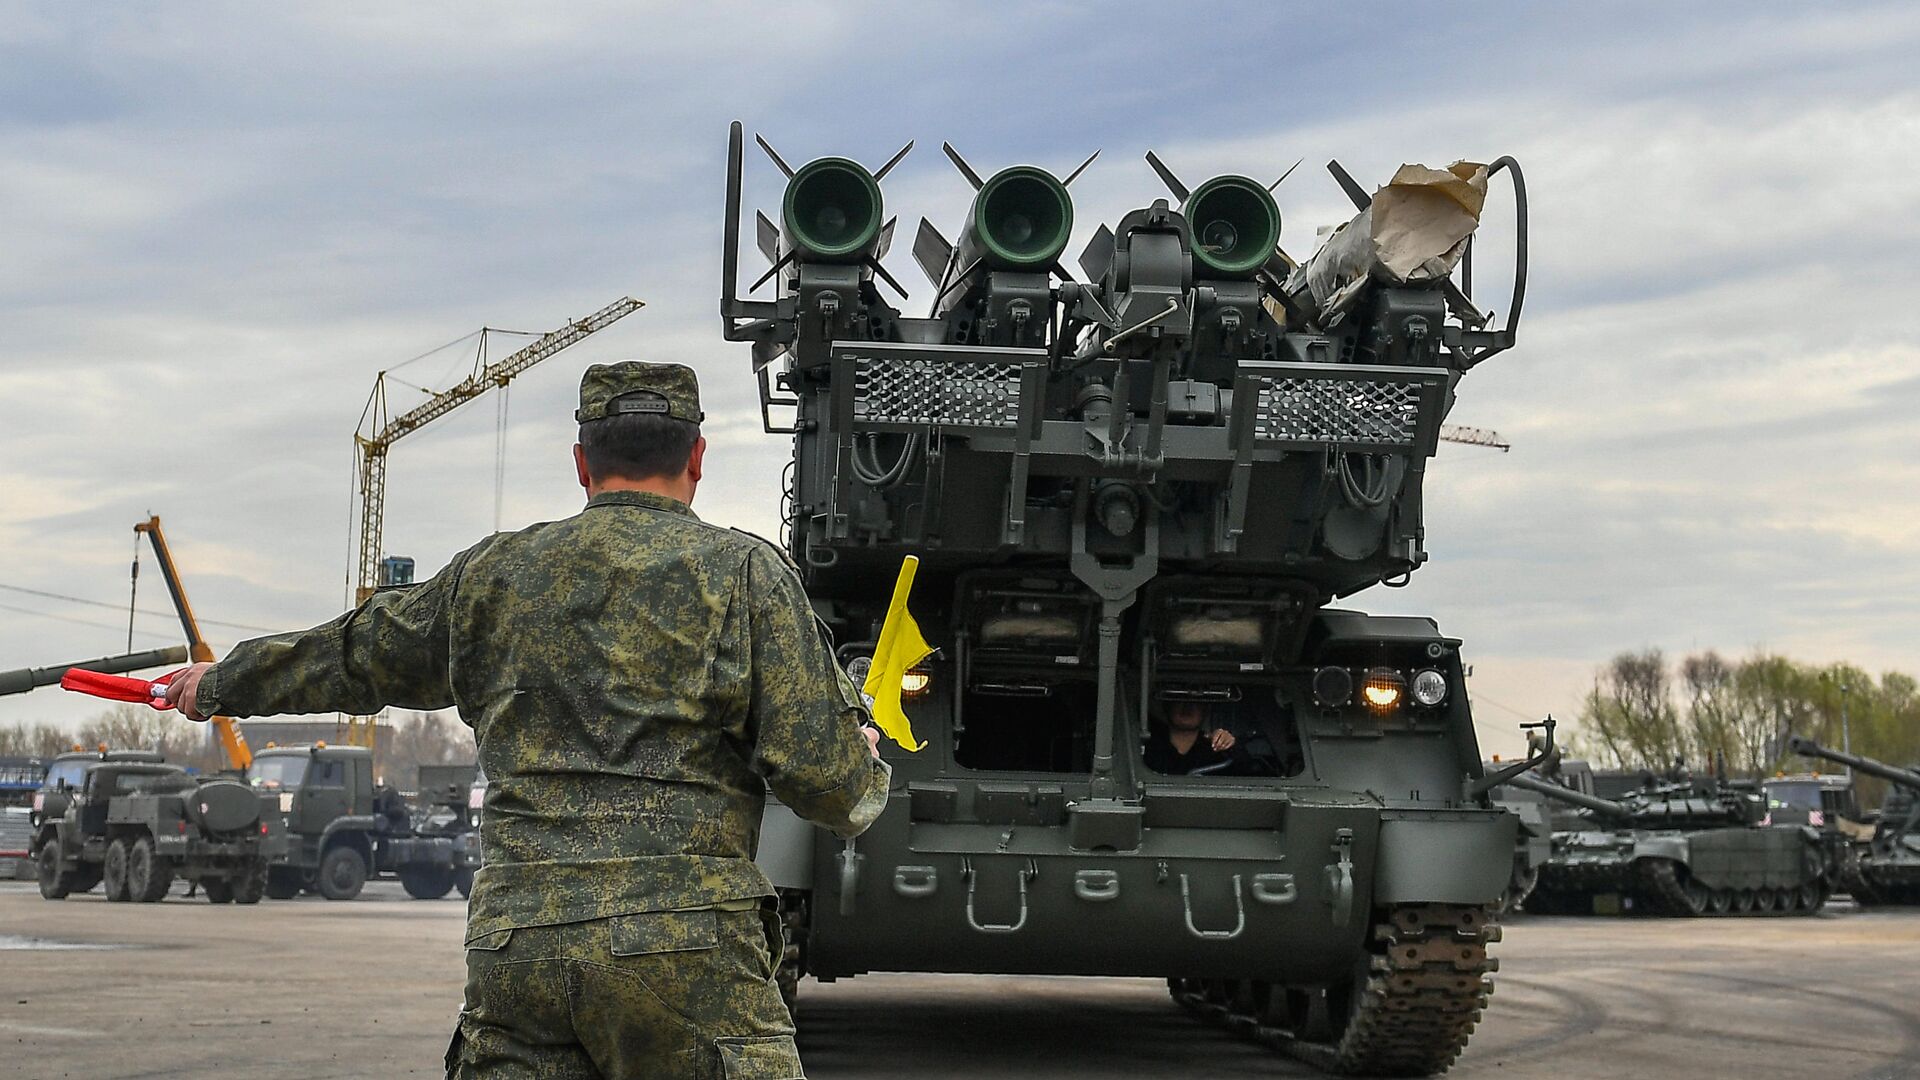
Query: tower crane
xmin=343 ymin=296 xmax=643 ymax=750
xmin=1438 ymin=424 xmax=1510 ymax=451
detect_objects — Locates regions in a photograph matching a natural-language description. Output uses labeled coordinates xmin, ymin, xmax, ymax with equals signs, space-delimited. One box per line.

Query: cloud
xmin=3 ymin=4 xmax=1917 ymax=745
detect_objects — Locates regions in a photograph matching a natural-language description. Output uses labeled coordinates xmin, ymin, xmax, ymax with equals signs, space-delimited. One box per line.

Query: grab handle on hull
xmin=1073 ymin=868 xmax=1121 ymax=903
xmin=962 ymin=857 xmax=1036 ymax=934
xmin=893 ymin=865 xmax=939 ymax=899
xmin=1179 ymin=873 xmax=1247 ymax=940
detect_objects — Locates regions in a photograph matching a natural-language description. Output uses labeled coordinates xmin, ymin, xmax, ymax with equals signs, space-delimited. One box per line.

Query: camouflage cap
xmin=575 ymin=361 xmax=704 ymax=424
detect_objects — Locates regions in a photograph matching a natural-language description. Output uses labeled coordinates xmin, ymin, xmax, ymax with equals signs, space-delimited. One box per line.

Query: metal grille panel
xmin=1252 ymin=377 xmax=1423 ymax=445
xmin=852 ymin=357 xmax=1022 ymax=428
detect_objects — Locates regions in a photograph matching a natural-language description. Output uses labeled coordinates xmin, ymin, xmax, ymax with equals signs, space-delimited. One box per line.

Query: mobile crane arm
xmin=135 ymin=516 xmax=253 ymax=771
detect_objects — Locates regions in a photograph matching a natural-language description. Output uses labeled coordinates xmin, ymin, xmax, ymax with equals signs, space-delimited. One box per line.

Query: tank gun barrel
xmin=1789 ymin=736 xmax=1920 ymax=792
xmin=1502 ymin=771 xmax=1632 ymax=820
xmin=0 ymin=646 xmax=190 ymax=697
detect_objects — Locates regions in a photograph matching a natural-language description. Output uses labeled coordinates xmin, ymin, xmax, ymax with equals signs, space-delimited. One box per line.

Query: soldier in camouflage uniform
xmin=169 ymin=362 xmax=891 ymax=1079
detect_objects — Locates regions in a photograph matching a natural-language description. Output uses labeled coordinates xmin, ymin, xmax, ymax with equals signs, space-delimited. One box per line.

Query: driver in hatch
xmin=1144 ymin=701 xmax=1241 ymax=775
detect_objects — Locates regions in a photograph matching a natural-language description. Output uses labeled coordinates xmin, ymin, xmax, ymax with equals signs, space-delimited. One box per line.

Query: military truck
xmin=721 ymin=125 xmax=1547 ymax=1075
xmin=1789 ymin=737 xmax=1920 ymax=904
xmin=248 ymin=744 xmax=480 ymax=900
xmin=31 ymin=758 xmax=283 ymax=903
xmin=1507 ymin=771 xmax=1829 ymax=916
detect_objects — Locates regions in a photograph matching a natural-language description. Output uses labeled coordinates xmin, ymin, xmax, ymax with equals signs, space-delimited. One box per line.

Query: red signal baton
xmin=59 ymin=667 xmax=180 ymax=710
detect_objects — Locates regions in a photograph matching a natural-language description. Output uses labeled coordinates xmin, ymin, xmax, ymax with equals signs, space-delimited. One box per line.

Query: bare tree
xmin=72 ymin=704 xmax=224 ymax=773
xmin=1579 ymin=649 xmax=1683 ymax=770
xmin=385 ymin=711 xmax=477 ymax=789
xmin=0 ymin=722 xmax=82 ymax=758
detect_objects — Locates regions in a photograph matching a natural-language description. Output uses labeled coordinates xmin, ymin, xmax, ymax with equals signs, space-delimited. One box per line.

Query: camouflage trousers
xmin=447 ymin=899 xmax=802 ymax=1079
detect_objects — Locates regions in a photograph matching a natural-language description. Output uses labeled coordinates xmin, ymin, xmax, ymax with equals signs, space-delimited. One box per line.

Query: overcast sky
xmin=2 ymin=3 xmax=1916 ymax=757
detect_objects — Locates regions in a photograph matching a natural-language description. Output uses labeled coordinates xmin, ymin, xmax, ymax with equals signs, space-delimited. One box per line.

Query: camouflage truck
xmin=721 ymin=124 xmax=1548 ymax=1076
xmin=248 ymin=744 xmax=479 ymax=900
xmin=31 ymin=758 xmax=284 ymax=903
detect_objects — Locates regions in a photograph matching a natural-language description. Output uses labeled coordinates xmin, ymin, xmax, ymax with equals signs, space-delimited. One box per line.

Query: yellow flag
xmin=863 ymin=555 xmax=932 ymax=752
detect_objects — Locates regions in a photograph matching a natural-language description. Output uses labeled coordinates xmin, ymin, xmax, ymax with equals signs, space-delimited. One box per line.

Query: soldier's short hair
xmin=579 ymin=412 xmax=701 ymax=481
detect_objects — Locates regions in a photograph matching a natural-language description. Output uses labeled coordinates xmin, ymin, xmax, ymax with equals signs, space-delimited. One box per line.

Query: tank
xmin=1788 ymin=736 xmax=1920 ymax=904
xmin=723 ymin=125 xmax=1544 ymax=1076
xmin=1505 ymin=771 xmax=1830 ymax=916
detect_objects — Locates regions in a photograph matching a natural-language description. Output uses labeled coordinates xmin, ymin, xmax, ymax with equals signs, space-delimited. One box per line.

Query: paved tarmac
xmin=1 ymin=880 xmax=1916 ymax=1079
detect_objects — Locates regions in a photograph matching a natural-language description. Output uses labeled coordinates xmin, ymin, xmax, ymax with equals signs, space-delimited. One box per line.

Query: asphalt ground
xmin=1 ymin=880 xmax=1916 ymax=1079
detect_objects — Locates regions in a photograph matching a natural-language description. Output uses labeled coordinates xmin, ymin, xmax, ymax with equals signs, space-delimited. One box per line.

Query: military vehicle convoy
xmin=722 ymin=124 xmax=1545 ymax=1075
xmin=30 ymin=755 xmax=284 ymax=903
xmin=1789 ymin=736 xmax=1920 ymax=904
xmin=1507 ymin=770 xmax=1829 ymax=916
xmin=247 ymin=744 xmax=479 ymax=900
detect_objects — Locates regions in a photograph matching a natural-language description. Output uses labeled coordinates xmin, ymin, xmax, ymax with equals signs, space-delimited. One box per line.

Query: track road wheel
xmin=37 ymin=841 xmax=72 ymax=900
xmin=317 ymin=846 xmax=367 ymax=901
xmin=400 ymin=866 xmax=455 ymax=900
xmin=202 ymin=877 xmax=234 ymax=904
xmin=127 ymin=837 xmax=173 ymax=903
xmin=1732 ymin=890 xmax=1757 ymax=914
xmin=455 ymin=868 xmax=474 ymax=900
xmin=102 ymin=839 xmax=131 ymax=902
xmin=232 ymin=859 xmax=267 ymax=905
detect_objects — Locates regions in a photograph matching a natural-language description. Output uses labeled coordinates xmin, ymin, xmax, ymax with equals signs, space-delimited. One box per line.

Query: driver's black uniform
xmin=1144 ymin=728 xmax=1243 ymax=776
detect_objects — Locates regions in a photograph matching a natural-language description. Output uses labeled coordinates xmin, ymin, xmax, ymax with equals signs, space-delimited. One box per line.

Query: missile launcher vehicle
xmin=31 ymin=758 xmax=285 ymax=903
xmin=1789 ymin=736 xmax=1920 ymax=904
xmin=1507 ymin=771 xmax=1830 ymax=916
xmin=723 ymin=123 xmax=1547 ymax=1076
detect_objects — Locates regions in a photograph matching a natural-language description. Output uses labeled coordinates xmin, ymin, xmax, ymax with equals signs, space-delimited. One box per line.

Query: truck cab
xmin=30 ymin=749 xmax=165 ymax=830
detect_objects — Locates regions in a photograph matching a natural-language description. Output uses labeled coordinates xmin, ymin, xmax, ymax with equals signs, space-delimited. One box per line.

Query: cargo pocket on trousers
xmin=716 ymin=1034 xmax=805 ymax=1079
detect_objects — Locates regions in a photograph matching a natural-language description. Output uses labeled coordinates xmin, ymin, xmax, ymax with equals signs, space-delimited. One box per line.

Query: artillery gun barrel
xmin=1502 ymin=771 xmax=1632 ymax=820
xmin=1789 ymin=736 xmax=1920 ymax=792
xmin=0 ymin=645 xmax=189 ymax=696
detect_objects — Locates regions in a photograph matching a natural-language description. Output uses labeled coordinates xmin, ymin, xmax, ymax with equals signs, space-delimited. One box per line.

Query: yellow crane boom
xmin=134 ymin=516 xmax=253 ymax=771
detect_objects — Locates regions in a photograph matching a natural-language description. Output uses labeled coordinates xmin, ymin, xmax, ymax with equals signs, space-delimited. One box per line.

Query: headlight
xmin=845 ymin=655 xmax=873 ymax=685
xmin=1313 ymin=666 xmax=1353 ymax=707
xmin=901 ymin=669 xmax=932 ymax=698
xmin=1411 ymin=669 xmax=1448 ymax=706
xmin=848 ymin=654 xmax=932 ymax=699
xmin=1361 ymin=669 xmax=1405 ymax=710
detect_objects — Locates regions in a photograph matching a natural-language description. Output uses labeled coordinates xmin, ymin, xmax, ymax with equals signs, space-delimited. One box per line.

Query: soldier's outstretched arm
xmin=746 ymin=545 xmax=891 ymax=839
xmin=180 ymin=542 xmax=489 ymax=721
